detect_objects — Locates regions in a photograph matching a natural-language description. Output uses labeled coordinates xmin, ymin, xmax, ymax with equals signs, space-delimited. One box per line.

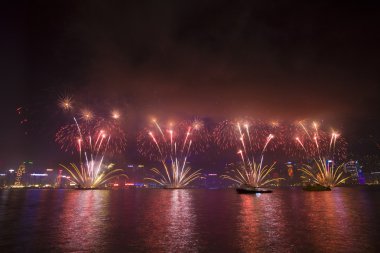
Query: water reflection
xmin=167 ymin=190 xmax=197 ymax=251
xmin=0 ymin=187 xmax=379 ymax=252
xmin=237 ymin=192 xmax=291 ymax=252
xmin=304 ymin=189 xmax=375 ymax=252
xmin=235 ymin=188 xmax=380 ymax=252
xmin=58 ymin=190 xmax=111 ymax=252
xmin=142 ymin=189 xmax=197 ymax=252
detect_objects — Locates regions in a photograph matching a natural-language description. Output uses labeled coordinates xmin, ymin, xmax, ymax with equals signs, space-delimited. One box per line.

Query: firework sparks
xmin=295 ymin=137 xmax=306 ymax=152
xmin=294 ymin=121 xmax=349 ymax=189
xmin=213 ymin=119 xmax=347 ymax=161
xmin=213 ymin=119 xmax=280 ymax=152
xmin=56 ymin=112 xmax=126 ymax=155
xmin=58 ymin=96 xmax=73 ymax=111
xmin=58 ymin=117 xmax=127 ymax=188
xmin=299 ymin=158 xmax=350 ymax=188
xmin=111 ymin=110 xmax=120 ymax=119
xmin=292 ymin=121 xmax=347 ymax=161
xmin=60 ymin=162 xmax=127 ymax=188
xmin=81 ymin=109 xmax=94 ymax=121
xmin=222 ymin=159 xmax=282 ymax=187
xmin=138 ymin=119 xmax=207 ymax=188
xmin=220 ymin=121 xmax=283 ymax=187
xmin=55 ymin=95 xmax=128 ymax=187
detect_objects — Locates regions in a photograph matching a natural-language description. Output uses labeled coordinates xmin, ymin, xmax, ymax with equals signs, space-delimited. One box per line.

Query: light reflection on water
xmin=303 ymin=189 xmax=375 ymax=252
xmin=0 ymin=187 xmax=379 ymax=252
xmin=58 ymin=190 xmax=111 ymax=252
xmin=166 ymin=190 xmax=197 ymax=251
xmin=237 ymin=191 xmax=292 ymax=252
xmin=141 ymin=190 xmax=197 ymax=252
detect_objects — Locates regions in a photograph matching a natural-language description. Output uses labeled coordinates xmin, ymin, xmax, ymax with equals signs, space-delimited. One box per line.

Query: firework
xmin=293 ymin=121 xmax=350 ymax=188
xmin=220 ymin=121 xmax=283 ymax=187
xmin=222 ymin=158 xmax=282 ymax=187
xmin=111 ymin=110 xmax=120 ymax=119
xmin=56 ymin=94 xmax=128 ymax=188
xmin=299 ymin=158 xmax=350 ymax=188
xmin=58 ymin=118 xmax=127 ymax=188
xmin=81 ymin=109 xmax=94 ymax=121
xmin=94 ymin=117 xmax=127 ymax=154
xmin=138 ymin=119 xmax=207 ymax=188
xmin=292 ymin=120 xmax=347 ymax=161
xmin=56 ymin=94 xmax=127 ymax=154
xmin=213 ymin=119 xmax=348 ymax=162
xmin=58 ymin=95 xmax=73 ymax=111
xmin=213 ymin=119 xmax=286 ymax=153
xmin=60 ymin=163 xmax=127 ymax=188
xmin=178 ymin=119 xmax=210 ymax=153
xmin=56 ymin=116 xmax=126 ymax=155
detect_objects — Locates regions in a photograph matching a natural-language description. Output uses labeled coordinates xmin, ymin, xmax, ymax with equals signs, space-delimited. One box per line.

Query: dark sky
xmin=1 ymin=1 xmax=380 ymax=168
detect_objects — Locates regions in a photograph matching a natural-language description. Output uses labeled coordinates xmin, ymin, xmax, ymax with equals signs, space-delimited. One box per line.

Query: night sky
xmin=1 ymin=1 xmax=379 ymax=168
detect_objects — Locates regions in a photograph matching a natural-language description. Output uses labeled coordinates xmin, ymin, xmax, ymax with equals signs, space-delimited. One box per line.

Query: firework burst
xmin=56 ymin=114 xmax=126 ymax=155
xmin=56 ymin=94 xmax=127 ymax=155
xmin=55 ymin=95 xmax=127 ymax=188
xmin=222 ymin=158 xmax=281 ymax=187
xmin=220 ymin=121 xmax=284 ymax=187
xmin=58 ymin=118 xmax=127 ymax=188
xmin=292 ymin=120 xmax=347 ymax=161
xmin=299 ymin=158 xmax=350 ymax=188
xmin=138 ymin=119 xmax=207 ymax=188
xmin=294 ymin=121 xmax=350 ymax=189
xmin=60 ymin=163 xmax=127 ymax=188
xmin=111 ymin=110 xmax=120 ymax=119
xmin=213 ymin=119 xmax=286 ymax=153
xmin=58 ymin=95 xmax=73 ymax=111
xmin=81 ymin=109 xmax=94 ymax=121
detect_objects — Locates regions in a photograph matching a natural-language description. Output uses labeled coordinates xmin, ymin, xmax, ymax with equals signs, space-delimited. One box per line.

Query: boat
xmin=236 ymin=184 xmax=273 ymax=194
xmin=302 ymin=184 xmax=331 ymax=191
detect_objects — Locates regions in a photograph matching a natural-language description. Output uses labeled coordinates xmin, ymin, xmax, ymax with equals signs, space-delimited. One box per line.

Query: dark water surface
xmin=0 ymin=187 xmax=379 ymax=252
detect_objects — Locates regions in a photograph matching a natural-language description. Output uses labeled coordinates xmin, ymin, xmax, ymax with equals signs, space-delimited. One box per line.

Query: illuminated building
xmin=364 ymin=171 xmax=380 ymax=185
xmin=126 ymin=164 xmax=146 ymax=182
xmin=14 ymin=163 xmax=26 ymax=186
xmin=344 ymin=160 xmax=360 ymax=184
xmin=26 ymin=168 xmax=58 ymax=187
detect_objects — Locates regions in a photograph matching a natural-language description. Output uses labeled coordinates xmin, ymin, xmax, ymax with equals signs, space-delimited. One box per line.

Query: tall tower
xmin=14 ymin=163 xmax=26 ymax=186
xmin=55 ymin=169 xmax=62 ymax=188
